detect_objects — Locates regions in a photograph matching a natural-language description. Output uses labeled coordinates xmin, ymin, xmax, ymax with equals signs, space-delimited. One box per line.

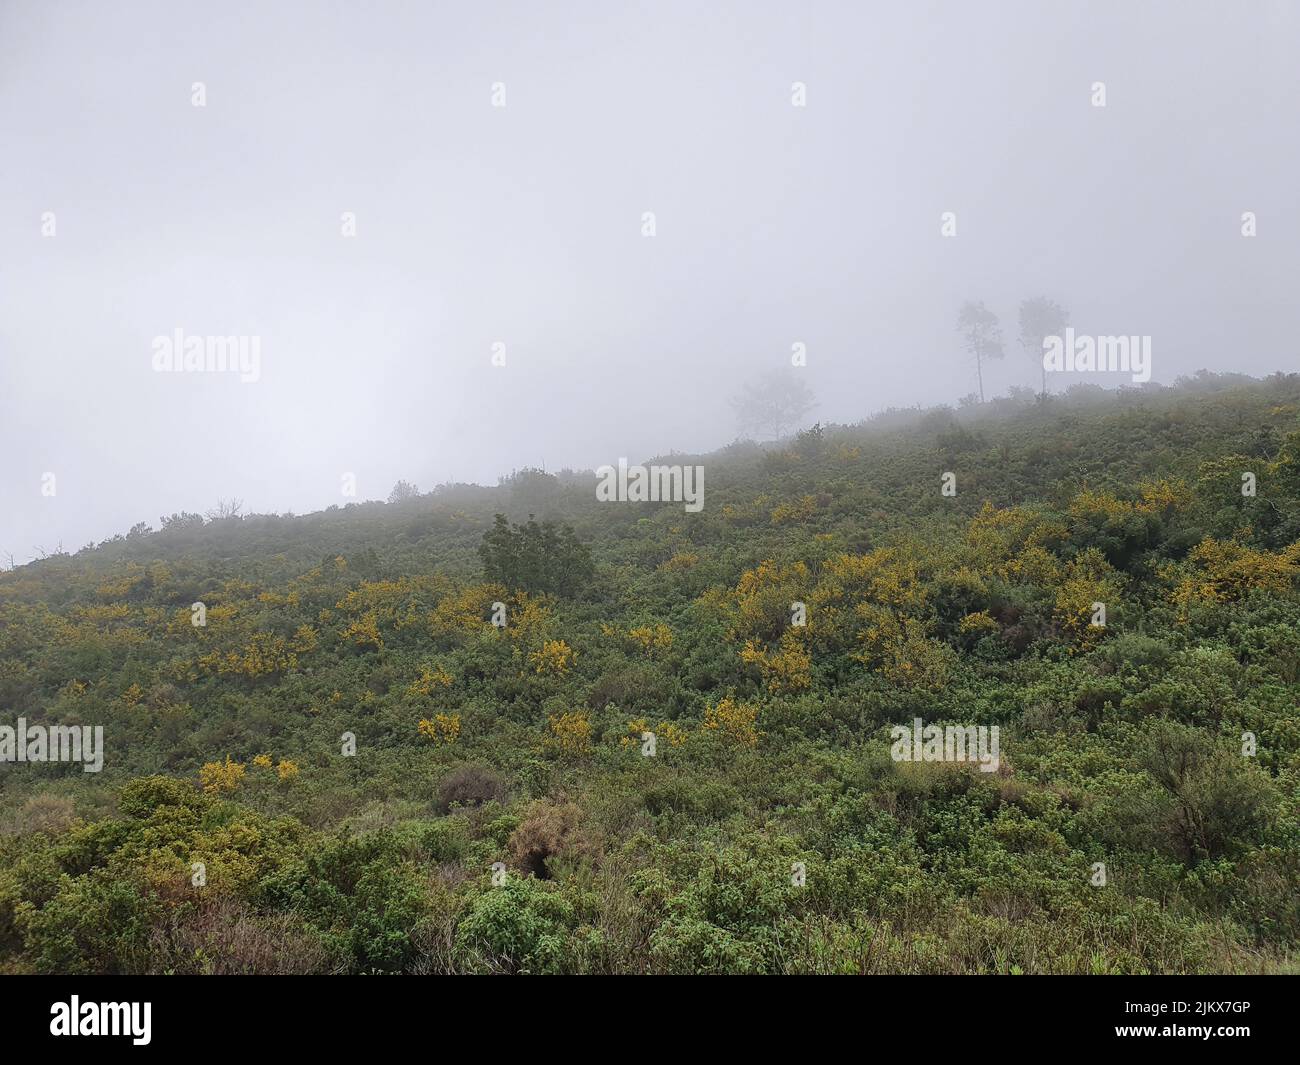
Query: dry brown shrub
xmin=507 ymin=800 xmax=598 ymax=879
xmin=1 ymin=794 xmax=79 ymax=836
xmin=150 ymin=897 xmax=338 ymax=974
xmin=435 ymin=764 xmax=506 ymax=813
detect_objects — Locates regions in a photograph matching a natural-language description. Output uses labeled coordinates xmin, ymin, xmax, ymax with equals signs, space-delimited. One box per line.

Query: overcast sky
xmin=2 ymin=0 xmax=1297 ymax=561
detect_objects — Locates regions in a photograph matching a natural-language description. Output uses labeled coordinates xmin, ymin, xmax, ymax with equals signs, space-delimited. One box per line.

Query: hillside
xmin=2 ymin=372 xmax=1300 ymax=974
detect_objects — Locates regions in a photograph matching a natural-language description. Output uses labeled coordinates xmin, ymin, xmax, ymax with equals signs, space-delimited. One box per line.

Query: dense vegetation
xmin=2 ymin=372 xmax=1299 ymax=974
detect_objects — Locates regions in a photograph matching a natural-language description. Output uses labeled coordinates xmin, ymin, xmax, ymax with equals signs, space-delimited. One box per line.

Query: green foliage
xmin=477 ymin=514 xmax=594 ymax=598
xmin=1 ymin=373 xmax=1299 ymax=973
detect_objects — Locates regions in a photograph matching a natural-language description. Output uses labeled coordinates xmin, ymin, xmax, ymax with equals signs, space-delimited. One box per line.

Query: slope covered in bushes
xmin=2 ymin=372 xmax=1299 ymax=973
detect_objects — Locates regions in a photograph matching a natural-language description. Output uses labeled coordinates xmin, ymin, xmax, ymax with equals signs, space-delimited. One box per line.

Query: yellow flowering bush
xmin=428 ymin=582 xmax=511 ymax=640
xmin=547 ymin=710 xmax=592 ymax=755
xmin=289 ymin=624 xmax=318 ymax=654
xmin=530 ymin=639 xmax=576 ymax=675
xmin=408 ymin=664 xmax=454 ymax=697
xmin=199 ymin=755 xmax=246 ymax=794
xmin=1171 ymin=538 xmax=1300 ymax=620
xmin=201 ymin=632 xmax=298 ymax=678
xmin=702 ymin=697 xmax=760 ymax=747
xmin=1054 ymin=548 xmax=1122 ymax=650
xmin=418 ymin=713 xmax=461 ymax=745
xmin=958 ymin=610 xmax=999 ymax=635
xmin=770 ymin=495 xmax=817 ymax=525
xmin=739 ymin=631 xmax=811 ymax=692
xmin=619 ymin=718 xmax=689 ymax=749
xmin=627 ymin=624 xmax=674 ymax=654
xmin=619 ymin=717 xmax=652 ymax=748
xmin=342 ymin=610 xmax=383 ymax=650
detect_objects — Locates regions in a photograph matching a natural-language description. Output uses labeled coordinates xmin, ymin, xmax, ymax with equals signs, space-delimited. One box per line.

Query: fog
xmin=2 ymin=0 xmax=1297 ymax=562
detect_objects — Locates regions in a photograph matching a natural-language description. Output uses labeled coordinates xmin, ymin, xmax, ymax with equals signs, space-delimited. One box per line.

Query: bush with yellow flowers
xmin=627 ymin=623 xmax=674 ymax=655
xmin=738 ymin=630 xmax=811 ymax=692
xmin=547 ymin=709 xmax=592 ymax=756
xmin=770 ymin=495 xmax=817 ymax=525
xmin=407 ymin=664 xmax=454 ymax=697
xmin=529 ymin=639 xmax=576 ymax=675
xmin=342 ymin=610 xmax=383 ymax=651
xmin=602 ymin=622 xmax=674 ymax=656
xmin=1170 ymin=537 xmax=1300 ymax=620
xmin=658 ymin=551 xmax=699 ymax=572
xmin=428 ymin=582 xmax=506 ymax=640
xmin=418 ymin=713 xmax=461 ymax=745
xmin=199 ymin=755 xmax=246 ymax=794
xmin=730 ymin=559 xmax=810 ymax=644
xmin=289 ymin=624 xmax=318 ymax=654
xmin=201 ymin=632 xmax=299 ymax=679
xmin=1053 ymin=548 xmax=1123 ymax=650
xmin=958 ymin=610 xmax=999 ymax=636
xmin=701 ymin=697 xmax=760 ymax=747
xmin=619 ymin=717 xmax=688 ymax=751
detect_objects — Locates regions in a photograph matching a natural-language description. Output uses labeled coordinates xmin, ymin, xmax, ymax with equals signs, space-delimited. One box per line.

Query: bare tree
xmin=1018 ymin=296 xmax=1069 ymax=397
xmin=957 ymin=301 xmax=1005 ymax=404
xmin=206 ymin=498 xmax=244 ymax=521
xmin=731 ymin=371 xmax=817 ymax=440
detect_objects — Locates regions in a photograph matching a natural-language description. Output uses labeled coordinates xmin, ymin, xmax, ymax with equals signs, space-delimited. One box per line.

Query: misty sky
xmin=2 ymin=0 xmax=1297 ymax=561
